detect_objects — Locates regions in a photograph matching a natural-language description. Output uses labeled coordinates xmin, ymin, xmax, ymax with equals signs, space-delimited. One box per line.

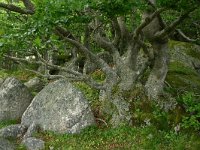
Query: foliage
xmin=0 ymin=120 xmax=18 ymax=129
xmin=180 ymin=92 xmax=200 ymax=131
xmin=91 ymin=69 xmax=106 ymax=82
xmin=157 ymin=0 xmax=199 ymax=10
xmin=74 ymin=82 xmax=100 ymax=108
xmin=0 ymin=69 xmax=35 ymax=82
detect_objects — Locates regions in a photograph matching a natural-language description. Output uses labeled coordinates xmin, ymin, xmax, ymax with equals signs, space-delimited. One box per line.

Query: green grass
xmin=0 ymin=69 xmax=35 ymax=82
xmin=19 ymin=125 xmax=199 ymax=150
xmin=0 ymin=120 xmax=19 ymax=129
xmin=0 ymin=120 xmax=195 ymax=149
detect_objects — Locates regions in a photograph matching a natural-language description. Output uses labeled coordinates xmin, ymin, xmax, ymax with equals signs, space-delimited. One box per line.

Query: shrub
xmin=181 ymin=92 xmax=200 ymax=131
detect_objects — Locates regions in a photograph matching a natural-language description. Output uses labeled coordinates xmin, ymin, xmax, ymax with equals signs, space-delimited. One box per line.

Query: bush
xmin=181 ymin=92 xmax=200 ymax=131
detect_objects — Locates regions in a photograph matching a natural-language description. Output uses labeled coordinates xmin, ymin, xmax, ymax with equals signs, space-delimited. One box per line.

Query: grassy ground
xmin=34 ymin=126 xmax=200 ymax=150
xmin=0 ymin=120 xmax=200 ymax=150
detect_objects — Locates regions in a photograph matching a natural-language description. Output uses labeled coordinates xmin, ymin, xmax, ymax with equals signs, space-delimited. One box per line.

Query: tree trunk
xmin=142 ymin=5 xmax=169 ymax=99
xmin=145 ymin=41 xmax=168 ymax=99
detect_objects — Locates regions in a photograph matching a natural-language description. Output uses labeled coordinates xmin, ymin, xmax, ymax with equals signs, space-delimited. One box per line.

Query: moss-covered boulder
xmin=167 ymin=41 xmax=200 ymax=93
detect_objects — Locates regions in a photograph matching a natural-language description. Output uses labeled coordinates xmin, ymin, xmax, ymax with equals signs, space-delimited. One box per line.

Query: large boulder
xmin=169 ymin=40 xmax=200 ymax=69
xmin=167 ymin=41 xmax=200 ymax=94
xmin=0 ymin=77 xmax=33 ymax=121
xmin=21 ymin=79 xmax=95 ymax=134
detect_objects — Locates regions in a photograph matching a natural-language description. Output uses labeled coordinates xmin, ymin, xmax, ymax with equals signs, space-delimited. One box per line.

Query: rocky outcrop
xmin=21 ymin=79 xmax=95 ymax=134
xmin=169 ymin=41 xmax=200 ymax=69
xmin=167 ymin=41 xmax=200 ymax=94
xmin=0 ymin=77 xmax=33 ymax=121
xmin=22 ymin=137 xmax=45 ymax=150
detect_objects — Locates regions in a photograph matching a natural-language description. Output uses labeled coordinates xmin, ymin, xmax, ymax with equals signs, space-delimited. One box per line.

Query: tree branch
xmin=55 ymin=26 xmax=114 ymax=73
xmin=4 ymin=54 xmax=105 ymax=90
xmin=176 ymin=29 xmax=197 ymax=42
xmin=146 ymin=0 xmax=166 ymax=29
xmin=94 ymin=33 xmax=118 ymax=54
xmin=55 ymin=26 xmax=119 ymax=90
xmin=93 ymin=33 xmax=122 ymax=66
xmin=133 ymin=8 xmax=166 ymax=41
xmin=0 ymin=0 xmax=35 ymax=14
xmin=111 ymin=17 xmax=121 ymax=46
xmin=153 ymin=8 xmax=197 ymax=40
xmin=25 ymin=68 xmax=65 ymax=80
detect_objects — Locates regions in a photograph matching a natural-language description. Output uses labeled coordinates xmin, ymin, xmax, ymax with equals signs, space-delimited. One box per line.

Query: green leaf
xmin=34 ymin=37 xmax=41 ymax=47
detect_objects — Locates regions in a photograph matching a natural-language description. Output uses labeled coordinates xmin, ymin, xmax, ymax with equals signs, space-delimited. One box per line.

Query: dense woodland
xmin=0 ymin=0 xmax=200 ymax=149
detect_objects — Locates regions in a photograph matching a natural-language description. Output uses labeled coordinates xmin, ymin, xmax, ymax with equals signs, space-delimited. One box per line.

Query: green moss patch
xmin=185 ymin=48 xmax=200 ymax=60
xmin=168 ymin=61 xmax=197 ymax=75
xmin=166 ymin=73 xmax=200 ymax=93
xmin=169 ymin=40 xmax=200 ymax=61
xmin=0 ymin=120 xmax=18 ymax=129
xmin=0 ymin=69 xmax=35 ymax=82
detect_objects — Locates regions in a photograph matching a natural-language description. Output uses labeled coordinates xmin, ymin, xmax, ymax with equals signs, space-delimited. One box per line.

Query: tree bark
xmin=142 ymin=1 xmax=169 ymax=99
xmin=145 ymin=41 xmax=168 ymax=99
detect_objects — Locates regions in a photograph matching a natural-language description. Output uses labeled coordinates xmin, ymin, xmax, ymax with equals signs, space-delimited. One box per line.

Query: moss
xmin=169 ymin=40 xmax=200 ymax=61
xmin=91 ymin=69 xmax=106 ymax=82
xmin=0 ymin=120 xmax=19 ymax=129
xmin=74 ymin=82 xmax=100 ymax=108
xmin=168 ymin=61 xmax=197 ymax=75
xmin=166 ymin=73 xmax=200 ymax=93
xmin=185 ymin=48 xmax=200 ymax=60
xmin=0 ymin=69 xmax=35 ymax=82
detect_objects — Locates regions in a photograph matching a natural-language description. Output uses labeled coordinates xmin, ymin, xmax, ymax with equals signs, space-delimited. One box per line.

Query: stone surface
xmin=0 ymin=138 xmax=15 ymax=150
xmin=0 ymin=78 xmax=4 ymax=86
xmin=167 ymin=41 xmax=200 ymax=94
xmin=169 ymin=40 xmax=200 ymax=69
xmin=0 ymin=77 xmax=33 ymax=121
xmin=23 ymin=122 xmax=39 ymax=139
xmin=24 ymin=77 xmax=45 ymax=92
xmin=22 ymin=137 xmax=45 ymax=150
xmin=0 ymin=124 xmax=26 ymax=139
xmin=21 ymin=79 xmax=95 ymax=134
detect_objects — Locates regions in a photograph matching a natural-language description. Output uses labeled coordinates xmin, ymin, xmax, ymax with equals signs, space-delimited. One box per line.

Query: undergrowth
xmin=16 ymin=125 xmax=200 ymax=150
xmin=0 ymin=66 xmax=199 ymax=150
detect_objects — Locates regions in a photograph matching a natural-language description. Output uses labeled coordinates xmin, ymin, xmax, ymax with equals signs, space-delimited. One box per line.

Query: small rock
xmin=23 ymin=122 xmax=39 ymax=139
xmin=22 ymin=137 xmax=45 ymax=150
xmin=0 ymin=138 xmax=15 ymax=150
xmin=0 ymin=124 xmax=27 ymax=139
